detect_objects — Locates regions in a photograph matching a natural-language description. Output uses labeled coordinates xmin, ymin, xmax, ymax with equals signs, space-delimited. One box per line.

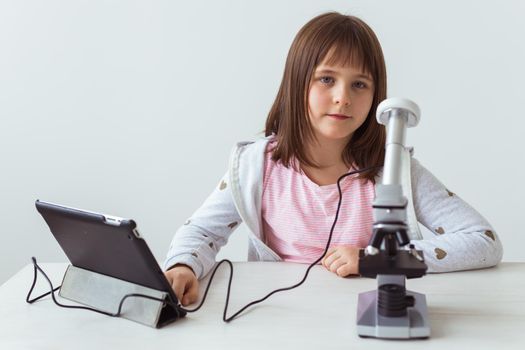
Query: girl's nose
xmin=334 ymin=89 xmax=351 ymax=106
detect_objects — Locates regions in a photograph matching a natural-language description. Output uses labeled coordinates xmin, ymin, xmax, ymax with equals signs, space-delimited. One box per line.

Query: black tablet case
xmin=35 ymin=200 xmax=186 ymax=327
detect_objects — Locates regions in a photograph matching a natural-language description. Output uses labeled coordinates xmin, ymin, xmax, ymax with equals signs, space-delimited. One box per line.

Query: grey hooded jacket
xmin=164 ymin=136 xmax=503 ymax=279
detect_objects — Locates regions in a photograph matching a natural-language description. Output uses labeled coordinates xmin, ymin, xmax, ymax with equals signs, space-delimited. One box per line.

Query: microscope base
xmin=356 ymin=275 xmax=430 ymax=339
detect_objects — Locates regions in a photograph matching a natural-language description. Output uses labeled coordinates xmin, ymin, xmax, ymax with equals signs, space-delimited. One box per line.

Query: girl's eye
xmin=353 ymin=81 xmax=367 ymax=89
xmin=320 ymin=76 xmax=334 ymax=84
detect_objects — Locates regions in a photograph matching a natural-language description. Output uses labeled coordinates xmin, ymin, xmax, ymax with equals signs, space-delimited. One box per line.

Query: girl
xmin=164 ymin=12 xmax=503 ymax=306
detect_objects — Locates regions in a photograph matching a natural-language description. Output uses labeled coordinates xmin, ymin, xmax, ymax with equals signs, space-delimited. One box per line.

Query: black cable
xmin=181 ymin=165 xmax=382 ymax=321
xmin=26 ymin=257 xmax=172 ymax=318
xmin=27 ymin=165 xmax=380 ymax=322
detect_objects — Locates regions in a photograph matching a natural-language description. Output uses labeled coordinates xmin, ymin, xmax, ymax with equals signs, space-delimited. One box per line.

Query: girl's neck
xmin=304 ymin=136 xmax=351 ymax=169
xmin=300 ymin=137 xmax=352 ymax=186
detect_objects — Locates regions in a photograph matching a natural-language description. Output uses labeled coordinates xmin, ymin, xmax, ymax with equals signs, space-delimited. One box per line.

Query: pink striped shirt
xmin=261 ymin=140 xmax=375 ymax=263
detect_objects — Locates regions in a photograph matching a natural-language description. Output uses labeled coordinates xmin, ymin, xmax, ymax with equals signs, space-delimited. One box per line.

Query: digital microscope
xmin=357 ymin=98 xmax=430 ymax=339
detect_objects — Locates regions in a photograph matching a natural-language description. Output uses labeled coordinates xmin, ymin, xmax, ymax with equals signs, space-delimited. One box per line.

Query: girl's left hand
xmin=321 ymin=245 xmax=361 ymax=277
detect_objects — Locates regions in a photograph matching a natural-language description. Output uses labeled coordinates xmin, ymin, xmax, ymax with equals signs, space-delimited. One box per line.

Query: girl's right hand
xmin=164 ymin=264 xmax=199 ymax=306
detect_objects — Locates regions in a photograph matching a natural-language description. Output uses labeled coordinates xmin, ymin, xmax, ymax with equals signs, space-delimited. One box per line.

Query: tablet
xmin=35 ymin=200 xmax=186 ymax=320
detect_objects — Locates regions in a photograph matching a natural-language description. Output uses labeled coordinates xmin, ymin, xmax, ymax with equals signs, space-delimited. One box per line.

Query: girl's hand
xmin=164 ymin=264 xmax=199 ymax=306
xmin=321 ymin=246 xmax=361 ymax=277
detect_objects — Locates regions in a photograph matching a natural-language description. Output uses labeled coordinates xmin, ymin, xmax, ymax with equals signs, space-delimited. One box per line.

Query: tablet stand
xmin=59 ymin=265 xmax=180 ymax=328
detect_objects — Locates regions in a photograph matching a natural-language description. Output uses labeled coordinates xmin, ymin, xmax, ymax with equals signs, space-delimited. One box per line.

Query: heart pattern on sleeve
xmin=435 ymin=248 xmax=447 ymax=260
xmin=435 ymin=227 xmax=445 ymax=235
xmin=484 ymin=230 xmax=495 ymax=241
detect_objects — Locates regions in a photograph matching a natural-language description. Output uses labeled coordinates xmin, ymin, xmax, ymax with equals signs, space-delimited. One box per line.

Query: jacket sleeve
xmin=163 ymin=169 xmax=243 ymax=280
xmin=409 ymin=158 xmax=503 ymax=273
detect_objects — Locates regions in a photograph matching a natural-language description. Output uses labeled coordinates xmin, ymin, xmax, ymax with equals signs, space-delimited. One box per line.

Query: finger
xmin=164 ymin=271 xmax=173 ymax=285
xmin=323 ymin=247 xmax=336 ymax=260
xmin=322 ymin=248 xmax=337 ymax=266
xmin=323 ymin=252 xmax=341 ymax=268
xmin=172 ymin=279 xmax=185 ymax=304
xmin=336 ymin=263 xmax=352 ymax=277
xmin=185 ymin=279 xmax=199 ymax=305
xmin=328 ymin=258 xmax=346 ymax=273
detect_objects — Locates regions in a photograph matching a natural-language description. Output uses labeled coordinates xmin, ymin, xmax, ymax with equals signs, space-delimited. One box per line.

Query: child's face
xmin=307 ymin=59 xmax=374 ymax=143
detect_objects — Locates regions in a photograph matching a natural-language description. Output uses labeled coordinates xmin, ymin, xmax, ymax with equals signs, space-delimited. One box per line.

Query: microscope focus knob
xmin=376 ymin=98 xmax=421 ymax=128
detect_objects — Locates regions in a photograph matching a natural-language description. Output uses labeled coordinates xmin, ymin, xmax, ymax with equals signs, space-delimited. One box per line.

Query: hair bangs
xmin=321 ymin=23 xmax=375 ymax=78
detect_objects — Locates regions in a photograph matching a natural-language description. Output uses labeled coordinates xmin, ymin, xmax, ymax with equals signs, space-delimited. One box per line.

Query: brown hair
xmin=264 ymin=12 xmax=387 ymax=183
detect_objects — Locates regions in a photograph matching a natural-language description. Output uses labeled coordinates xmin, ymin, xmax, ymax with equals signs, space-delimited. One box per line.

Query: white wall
xmin=1 ymin=0 xmax=524 ymax=284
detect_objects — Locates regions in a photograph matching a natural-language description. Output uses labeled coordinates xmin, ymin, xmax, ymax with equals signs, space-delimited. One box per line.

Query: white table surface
xmin=1 ymin=262 xmax=524 ymax=349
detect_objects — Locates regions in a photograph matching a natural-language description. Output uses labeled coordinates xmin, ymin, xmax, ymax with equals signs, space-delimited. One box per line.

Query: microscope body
xmin=356 ymin=98 xmax=430 ymax=339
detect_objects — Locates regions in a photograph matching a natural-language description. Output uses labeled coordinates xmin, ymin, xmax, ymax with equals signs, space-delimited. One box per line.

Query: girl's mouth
xmin=327 ymin=114 xmax=351 ymax=120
